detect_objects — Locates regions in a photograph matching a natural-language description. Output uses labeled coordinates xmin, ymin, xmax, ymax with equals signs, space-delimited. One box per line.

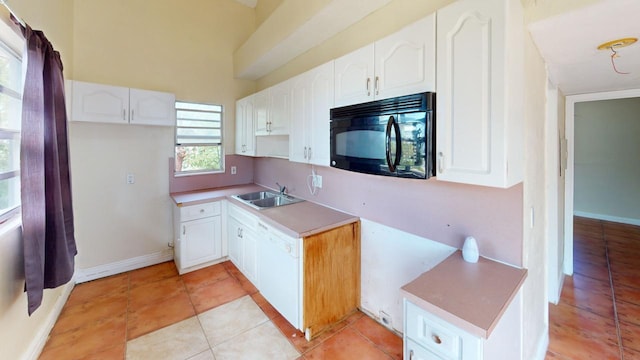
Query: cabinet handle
xmin=304 ymin=146 xmax=308 ymax=159
xmin=366 ymin=77 xmax=371 ymax=96
xmin=375 ymin=76 xmax=379 ymax=95
xmin=182 ymin=225 xmax=186 ymax=235
xmin=131 ymin=109 xmax=134 ymax=122
xmin=438 ymin=152 xmax=444 ymax=174
xmin=308 ymin=147 xmax=312 ymax=160
xmin=199 ymin=209 xmax=205 ymax=213
xmin=122 ymin=109 xmax=126 ymax=121
xmin=239 ymin=228 xmax=243 ymax=238
xmin=409 ymin=349 xmax=414 ymax=360
xmin=432 ymin=334 xmax=442 ymax=344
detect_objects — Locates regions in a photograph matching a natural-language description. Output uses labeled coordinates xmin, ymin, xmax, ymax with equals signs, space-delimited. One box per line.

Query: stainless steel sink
xmin=236 ymin=190 xmax=278 ymax=201
xmin=232 ymin=191 xmax=304 ymax=210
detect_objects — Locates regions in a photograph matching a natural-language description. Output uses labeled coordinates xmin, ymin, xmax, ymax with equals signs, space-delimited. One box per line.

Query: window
xmin=0 ymin=37 xmax=22 ymax=222
xmin=174 ymin=101 xmax=223 ymax=175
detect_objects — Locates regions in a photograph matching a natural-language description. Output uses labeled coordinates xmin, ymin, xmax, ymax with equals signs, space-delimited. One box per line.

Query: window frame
xmin=174 ymin=100 xmax=225 ymax=177
xmin=0 ymin=19 xmax=23 ymax=224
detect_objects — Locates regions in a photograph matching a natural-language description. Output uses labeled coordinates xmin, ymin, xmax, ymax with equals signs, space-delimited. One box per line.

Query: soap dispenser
xmin=462 ymin=236 xmax=479 ymax=263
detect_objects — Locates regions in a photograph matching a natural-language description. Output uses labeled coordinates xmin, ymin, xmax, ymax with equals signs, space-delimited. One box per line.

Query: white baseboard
xmin=574 ymin=211 xmax=640 ymax=226
xmin=26 ymin=281 xmax=74 ymax=360
xmin=74 ymin=249 xmax=174 ymax=283
xmin=532 ymin=328 xmax=550 ymax=360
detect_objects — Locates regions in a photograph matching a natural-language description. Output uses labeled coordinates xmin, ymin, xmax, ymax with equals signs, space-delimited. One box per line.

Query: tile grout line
xmin=601 ymin=221 xmax=625 ymax=360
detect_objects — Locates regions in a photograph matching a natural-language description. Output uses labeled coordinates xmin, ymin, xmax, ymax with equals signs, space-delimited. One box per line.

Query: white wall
xmin=360 ymin=219 xmax=454 ymax=332
xmin=574 ymin=97 xmax=640 ymax=225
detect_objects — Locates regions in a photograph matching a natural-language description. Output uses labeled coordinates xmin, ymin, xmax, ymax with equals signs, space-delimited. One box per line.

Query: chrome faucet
xmin=276 ymin=182 xmax=286 ymax=195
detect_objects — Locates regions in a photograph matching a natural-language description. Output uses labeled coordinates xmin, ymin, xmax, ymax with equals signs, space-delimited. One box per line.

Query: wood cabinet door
xmin=303 ymin=222 xmax=360 ymax=339
xmin=70 ymin=80 xmax=129 ymax=124
xmin=182 ymin=216 xmax=221 ymax=269
xmin=129 ymin=88 xmax=176 ymax=126
xmin=374 ymin=14 xmax=436 ymax=101
xmin=334 ymin=44 xmax=374 ymax=107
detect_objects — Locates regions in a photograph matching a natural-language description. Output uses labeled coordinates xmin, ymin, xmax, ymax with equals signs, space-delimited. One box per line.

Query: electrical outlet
xmin=126 ymin=173 xmax=135 ymax=184
xmin=313 ymin=175 xmax=322 ymax=188
xmin=379 ymin=311 xmax=393 ymax=329
xmin=231 ymin=166 xmax=237 ymax=175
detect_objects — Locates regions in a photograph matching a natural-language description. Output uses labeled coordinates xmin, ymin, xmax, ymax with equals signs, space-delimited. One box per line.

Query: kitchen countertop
xmin=170 ymin=184 xmax=359 ymax=239
xmin=400 ymin=251 xmax=527 ymax=339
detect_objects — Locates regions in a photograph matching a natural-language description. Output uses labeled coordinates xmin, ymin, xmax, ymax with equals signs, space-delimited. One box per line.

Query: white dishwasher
xmin=257 ymin=221 xmax=301 ymax=330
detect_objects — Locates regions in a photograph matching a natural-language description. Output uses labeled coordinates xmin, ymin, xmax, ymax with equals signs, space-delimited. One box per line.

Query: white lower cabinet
xmin=227 ymin=202 xmax=259 ymax=285
xmin=404 ymin=300 xmax=480 ymax=360
xmin=173 ymin=201 xmax=223 ymax=274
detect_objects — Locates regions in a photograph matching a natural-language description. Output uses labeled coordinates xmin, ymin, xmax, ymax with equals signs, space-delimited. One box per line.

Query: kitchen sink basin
xmin=232 ymin=191 xmax=304 ymax=210
xmin=236 ymin=190 xmax=279 ymax=201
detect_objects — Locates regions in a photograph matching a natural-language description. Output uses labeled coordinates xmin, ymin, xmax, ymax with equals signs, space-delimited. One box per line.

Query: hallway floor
xmin=546 ymin=217 xmax=640 ymax=359
xmin=39 ymin=261 xmax=402 ymax=359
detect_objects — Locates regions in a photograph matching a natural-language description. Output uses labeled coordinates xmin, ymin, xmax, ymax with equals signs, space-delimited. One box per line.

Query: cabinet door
xmin=129 ymin=88 xmax=176 ymax=126
xmin=254 ymin=88 xmax=270 ymax=136
xmin=334 ymin=44 xmax=374 ymax=107
xmin=181 ymin=216 xmax=221 ymax=269
xmin=289 ymin=72 xmax=309 ymax=163
xmin=307 ymin=61 xmax=334 ymax=167
xmin=268 ymin=80 xmax=291 ymax=135
xmin=227 ymin=216 xmax=243 ymax=269
xmin=375 ymin=14 xmax=436 ymax=101
xmin=242 ymin=227 xmax=259 ymax=286
xmin=70 ymin=80 xmax=129 ymax=124
xmin=436 ymin=0 xmax=522 ymax=188
xmin=235 ymin=95 xmax=256 ymax=156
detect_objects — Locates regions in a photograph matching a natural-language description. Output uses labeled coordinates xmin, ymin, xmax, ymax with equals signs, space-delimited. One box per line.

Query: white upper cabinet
xmin=436 ymin=0 xmax=523 ymax=188
xmin=267 ymin=80 xmax=291 ymax=136
xmin=129 ymin=88 xmax=176 ymax=126
xmin=334 ymin=14 xmax=435 ymax=107
xmin=70 ymin=80 xmax=175 ymax=126
xmin=253 ymin=88 xmax=270 ymax=136
xmin=71 ymin=81 xmax=129 ymax=124
xmin=254 ymin=82 xmax=291 ymax=136
xmin=235 ymin=95 xmax=256 ymax=156
xmin=290 ymin=62 xmax=334 ymax=166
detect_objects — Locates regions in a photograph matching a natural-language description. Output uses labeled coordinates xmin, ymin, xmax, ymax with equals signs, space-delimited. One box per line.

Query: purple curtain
xmin=16 ymin=19 xmax=77 ymax=315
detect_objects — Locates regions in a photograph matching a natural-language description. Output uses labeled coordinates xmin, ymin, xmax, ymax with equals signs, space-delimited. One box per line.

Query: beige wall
xmin=255 ymin=0 xmax=283 ymax=27
xmin=68 ymin=0 xmax=255 ymax=270
xmin=255 ymin=0 xmax=454 ymax=89
xmin=0 ymin=3 xmax=75 ymax=360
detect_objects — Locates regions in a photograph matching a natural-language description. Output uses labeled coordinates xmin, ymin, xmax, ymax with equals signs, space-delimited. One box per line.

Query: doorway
xmin=562 ymin=89 xmax=640 ymax=278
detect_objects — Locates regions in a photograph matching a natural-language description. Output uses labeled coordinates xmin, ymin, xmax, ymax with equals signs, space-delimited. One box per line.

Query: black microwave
xmin=329 ymin=92 xmax=435 ymax=179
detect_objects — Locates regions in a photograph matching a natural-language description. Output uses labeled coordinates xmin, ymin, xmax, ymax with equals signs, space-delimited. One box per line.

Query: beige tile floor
xmin=126 ymin=295 xmax=299 ymax=360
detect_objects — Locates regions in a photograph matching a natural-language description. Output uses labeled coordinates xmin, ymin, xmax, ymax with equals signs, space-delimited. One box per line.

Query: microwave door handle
xmin=385 ymin=116 xmax=396 ymax=173
xmin=393 ymin=119 xmax=402 ymax=169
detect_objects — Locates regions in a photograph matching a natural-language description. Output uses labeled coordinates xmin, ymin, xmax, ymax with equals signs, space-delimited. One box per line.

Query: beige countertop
xmin=401 ymin=251 xmax=527 ymax=339
xmin=170 ymin=184 xmax=359 ymax=239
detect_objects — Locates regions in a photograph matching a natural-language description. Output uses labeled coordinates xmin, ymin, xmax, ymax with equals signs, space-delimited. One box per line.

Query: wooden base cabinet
xmin=302 ymin=221 xmax=361 ymax=340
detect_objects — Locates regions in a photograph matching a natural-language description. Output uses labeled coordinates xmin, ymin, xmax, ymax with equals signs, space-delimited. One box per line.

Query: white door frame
xmin=564 ymin=89 xmax=640 ymax=276
xmin=546 ymin=81 xmax=561 ymax=304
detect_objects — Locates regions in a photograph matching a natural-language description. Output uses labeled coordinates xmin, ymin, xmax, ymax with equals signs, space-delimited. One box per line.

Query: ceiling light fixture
xmin=597 ymin=37 xmax=637 ymax=75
